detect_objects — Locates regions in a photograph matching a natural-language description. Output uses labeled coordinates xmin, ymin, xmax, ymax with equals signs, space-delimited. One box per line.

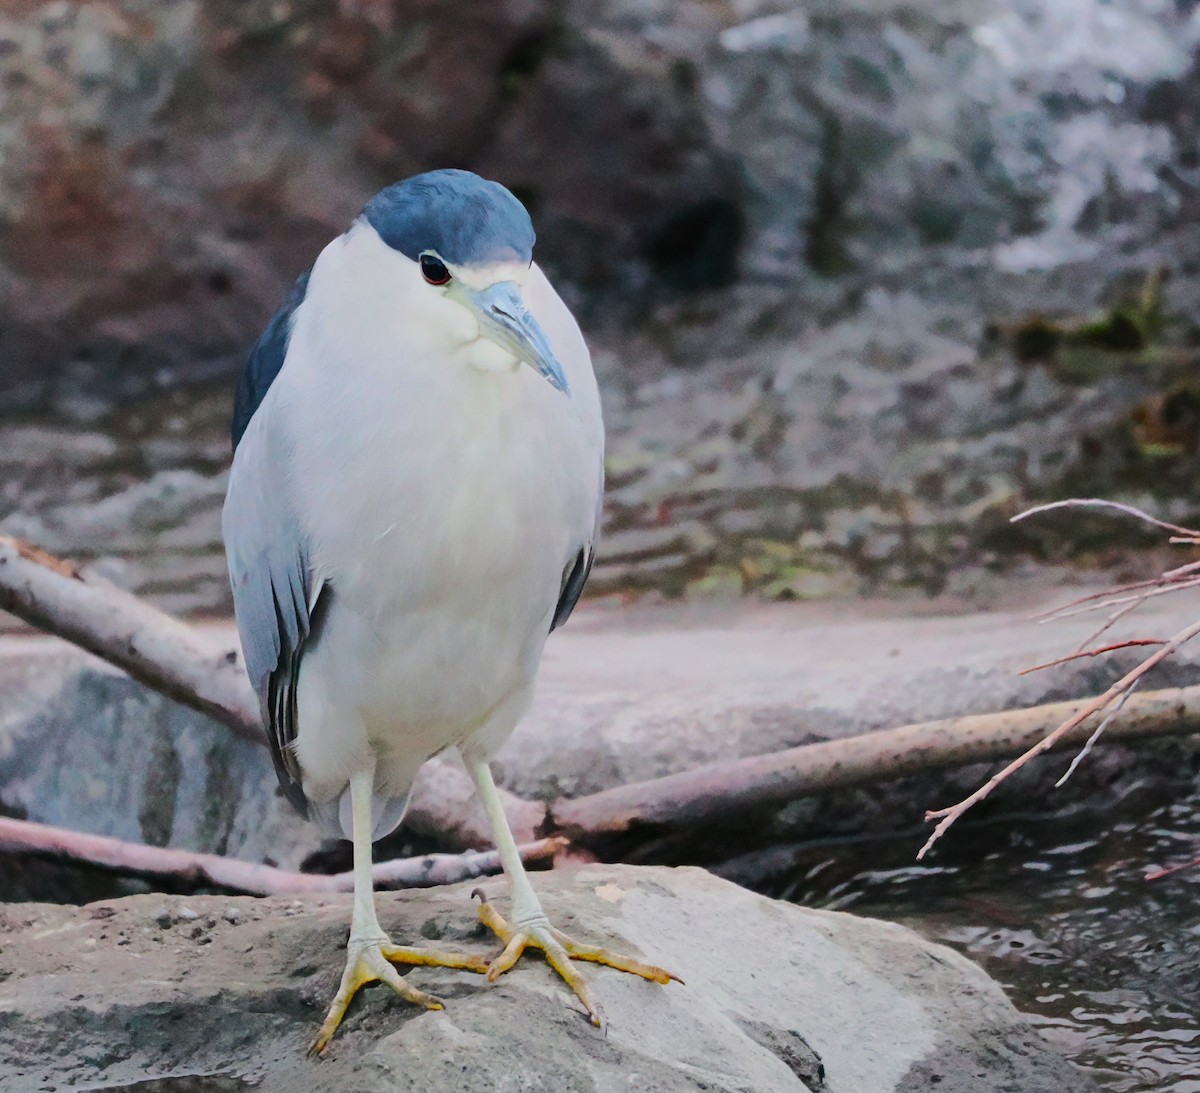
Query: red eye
xmin=420 ymin=254 xmax=450 ymax=285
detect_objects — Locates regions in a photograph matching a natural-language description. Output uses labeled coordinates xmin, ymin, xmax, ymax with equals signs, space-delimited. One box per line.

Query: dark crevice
xmin=643 ymin=198 xmax=743 ymax=291
xmin=497 ymin=29 xmax=554 ymax=102
xmin=805 ymin=116 xmax=856 ymax=276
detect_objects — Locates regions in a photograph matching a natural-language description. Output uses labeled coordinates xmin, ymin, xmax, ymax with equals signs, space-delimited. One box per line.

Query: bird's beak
xmin=467 ymin=282 xmax=570 ymax=394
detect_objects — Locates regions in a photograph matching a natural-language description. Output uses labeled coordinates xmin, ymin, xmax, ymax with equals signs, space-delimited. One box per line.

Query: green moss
xmin=685 ymin=566 xmax=744 ymax=599
xmin=1005 ymin=269 xmax=1167 ymax=381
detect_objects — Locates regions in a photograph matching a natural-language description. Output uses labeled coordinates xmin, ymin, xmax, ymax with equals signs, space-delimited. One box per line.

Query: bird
xmin=222 ymin=168 xmax=677 ymax=1053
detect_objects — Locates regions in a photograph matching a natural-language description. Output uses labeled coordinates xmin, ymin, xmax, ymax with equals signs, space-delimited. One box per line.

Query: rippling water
xmin=763 ymin=791 xmax=1200 ymax=1091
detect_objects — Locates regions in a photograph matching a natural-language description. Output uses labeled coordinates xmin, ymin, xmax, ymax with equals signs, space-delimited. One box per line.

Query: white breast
xmin=274 ymin=225 xmax=603 ymax=789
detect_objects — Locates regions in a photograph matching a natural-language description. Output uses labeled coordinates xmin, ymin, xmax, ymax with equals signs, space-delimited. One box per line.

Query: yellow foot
xmin=309 ymin=938 xmax=489 ymax=1055
xmin=471 ymin=888 xmax=681 ymax=1031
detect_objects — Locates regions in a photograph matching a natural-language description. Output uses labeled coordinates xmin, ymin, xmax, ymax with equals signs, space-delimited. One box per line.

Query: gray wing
xmin=232 ymin=268 xmax=310 ymax=450
xmin=223 ymin=398 xmax=323 ymax=818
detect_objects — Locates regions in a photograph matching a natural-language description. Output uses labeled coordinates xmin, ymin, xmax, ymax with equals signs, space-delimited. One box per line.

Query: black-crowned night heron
xmin=222 ymin=169 xmax=676 ymax=1053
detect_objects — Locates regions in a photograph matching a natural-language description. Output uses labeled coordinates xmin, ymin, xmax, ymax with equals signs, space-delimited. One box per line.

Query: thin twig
xmin=1043 ymin=576 xmax=1200 ymax=623
xmin=1163 ymin=558 xmax=1200 ymax=580
xmin=1029 ymin=576 xmax=1169 ymax=621
xmin=1022 ymin=563 xmax=1200 ymax=633
xmin=1019 ymin=639 xmax=1166 ymax=675
xmin=1054 ymin=680 xmax=1139 ymax=787
xmin=1012 ymin=498 xmax=1200 ymax=538
xmin=917 ymin=616 xmax=1200 ymax=860
xmin=0 ymin=815 xmax=566 ymax=895
xmin=1071 ymin=593 xmax=1153 ymax=654
xmin=1145 ymin=855 xmax=1200 ymax=881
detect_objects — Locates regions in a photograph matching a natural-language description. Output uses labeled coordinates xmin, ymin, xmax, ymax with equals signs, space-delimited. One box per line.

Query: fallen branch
xmin=0 ymin=815 xmax=565 ymax=896
xmin=551 ymin=682 xmax=1200 ymax=841
xmin=0 ymin=536 xmax=542 ymax=850
xmin=0 ymin=536 xmax=259 ymax=742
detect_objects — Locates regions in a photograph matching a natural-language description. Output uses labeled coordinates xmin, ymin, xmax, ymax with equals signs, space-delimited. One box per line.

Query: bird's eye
xmin=420 ymin=254 xmax=451 ymax=285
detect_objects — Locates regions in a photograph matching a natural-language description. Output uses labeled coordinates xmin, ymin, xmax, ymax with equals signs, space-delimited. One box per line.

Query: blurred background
xmin=5 ymin=0 xmax=1200 ymax=615
xmin=4 ymin=2 xmax=1200 ymax=1088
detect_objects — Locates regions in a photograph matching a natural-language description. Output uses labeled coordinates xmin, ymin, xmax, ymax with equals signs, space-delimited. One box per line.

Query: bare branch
xmin=1030 ymin=559 xmax=1200 ymax=627
xmin=1054 ymin=680 xmax=1138 ymax=788
xmin=1012 ymin=498 xmax=1200 ymax=538
xmin=1041 ymin=576 xmax=1200 ymax=623
xmin=1019 ymin=639 xmax=1166 ymax=676
xmin=1145 ymin=855 xmax=1200 ymax=881
xmin=917 ymin=616 xmax=1200 ymax=860
xmin=0 ymin=815 xmax=565 ymax=895
xmin=1070 ymin=596 xmax=1152 ymax=656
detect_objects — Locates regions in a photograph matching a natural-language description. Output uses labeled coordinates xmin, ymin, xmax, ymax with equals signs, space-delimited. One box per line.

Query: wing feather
xmin=224 ymin=328 xmax=322 ymax=815
xmin=232 ymin=269 xmax=311 ymax=451
xmin=551 ymin=544 xmax=593 ymax=632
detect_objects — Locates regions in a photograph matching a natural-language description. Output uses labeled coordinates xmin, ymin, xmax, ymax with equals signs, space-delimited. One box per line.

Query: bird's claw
xmin=473 ymin=889 xmax=681 ymax=1032
xmin=309 ymin=938 xmax=489 ymax=1056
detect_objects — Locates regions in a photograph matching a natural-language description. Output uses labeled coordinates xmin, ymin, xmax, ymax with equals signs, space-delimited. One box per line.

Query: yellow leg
xmin=309 ymin=767 xmax=489 ymax=1055
xmin=464 ymin=755 xmax=680 ymax=1031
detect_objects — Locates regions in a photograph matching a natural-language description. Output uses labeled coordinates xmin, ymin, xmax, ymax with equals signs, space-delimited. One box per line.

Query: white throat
xmin=463 ymin=336 xmax=522 ymax=376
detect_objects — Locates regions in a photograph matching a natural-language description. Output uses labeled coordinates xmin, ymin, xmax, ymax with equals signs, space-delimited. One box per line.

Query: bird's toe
xmin=472 ymin=891 xmax=679 ymax=1030
xmin=309 ymin=936 xmax=487 ymax=1055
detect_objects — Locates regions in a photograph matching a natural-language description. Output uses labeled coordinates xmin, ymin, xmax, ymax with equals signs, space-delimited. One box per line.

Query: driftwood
xmin=551 ymin=683 xmax=1200 ymax=840
xmin=0 ymin=535 xmax=542 ymax=850
xmin=0 ymin=815 xmax=565 ymax=896
xmin=0 ymin=538 xmax=258 ymax=741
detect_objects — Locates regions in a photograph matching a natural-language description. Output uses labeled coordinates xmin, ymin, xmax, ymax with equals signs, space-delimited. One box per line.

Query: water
xmin=760 ymin=789 xmax=1200 ymax=1091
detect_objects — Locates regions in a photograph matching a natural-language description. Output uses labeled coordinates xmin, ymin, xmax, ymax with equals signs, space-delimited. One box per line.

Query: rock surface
xmin=0 ymin=635 xmax=313 ymax=881
xmin=5 ymin=1 xmax=1200 ymax=606
xmin=0 ymin=864 xmax=1094 ymax=1092
xmin=2 ymin=0 xmax=1197 ymax=382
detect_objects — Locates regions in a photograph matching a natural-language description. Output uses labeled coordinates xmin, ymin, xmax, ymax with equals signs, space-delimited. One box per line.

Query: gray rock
xmin=0 ymin=864 xmax=1094 ymax=1092
xmin=5 ymin=0 xmax=1200 ymax=604
xmin=2 ymin=0 xmax=1195 ymax=387
xmin=0 ymin=636 xmax=318 ymax=872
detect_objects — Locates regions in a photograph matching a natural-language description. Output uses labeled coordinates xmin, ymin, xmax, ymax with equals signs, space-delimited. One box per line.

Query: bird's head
xmin=359 ymin=169 xmax=569 ymax=394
